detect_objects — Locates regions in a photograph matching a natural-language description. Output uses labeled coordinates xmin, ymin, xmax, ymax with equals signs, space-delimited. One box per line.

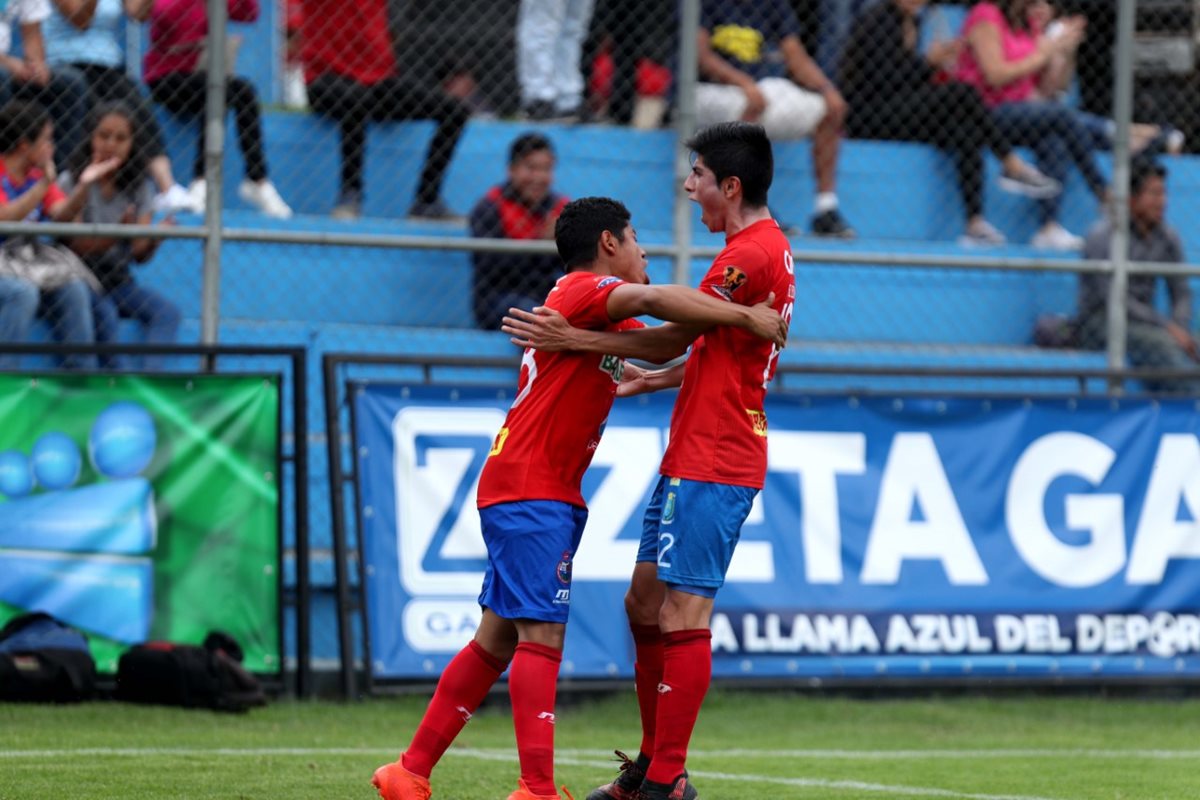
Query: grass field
xmin=3 ymin=689 xmax=1200 ymax=799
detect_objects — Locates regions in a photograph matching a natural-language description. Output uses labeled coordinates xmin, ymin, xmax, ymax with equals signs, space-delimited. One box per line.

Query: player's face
xmin=612 ymin=223 xmax=649 ymax=285
xmin=92 ymin=113 xmax=133 ymax=166
xmin=509 ymin=149 xmax=555 ymax=207
xmin=684 ymin=155 xmax=726 ymax=233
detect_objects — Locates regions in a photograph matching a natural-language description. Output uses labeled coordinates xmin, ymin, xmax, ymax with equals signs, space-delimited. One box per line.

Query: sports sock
xmin=645 ymin=629 xmax=712 ymax=786
xmin=815 ymin=192 xmax=839 ymax=213
xmin=631 ymin=623 xmax=664 ymax=760
xmin=401 ymin=640 xmax=507 ymax=779
xmin=509 ymin=641 xmax=563 ymax=796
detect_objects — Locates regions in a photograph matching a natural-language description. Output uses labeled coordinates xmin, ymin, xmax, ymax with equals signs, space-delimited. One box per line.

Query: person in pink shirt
xmin=136 ymin=0 xmax=292 ymax=218
xmin=955 ymin=0 xmax=1106 ymax=251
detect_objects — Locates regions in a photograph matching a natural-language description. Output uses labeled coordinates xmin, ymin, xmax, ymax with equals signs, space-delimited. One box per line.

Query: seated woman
xmin=44 ymin=0 xmax=197 ymax=213
xmin=137 ymin=0 xmax=292 ymax=218
xmin=840 ymin=0 xmax=1060 ymax=246
xmin=954 ymin=0 xmax=1107 ymax=251
xmin=59 ymin=102 xmax=181 ymax=370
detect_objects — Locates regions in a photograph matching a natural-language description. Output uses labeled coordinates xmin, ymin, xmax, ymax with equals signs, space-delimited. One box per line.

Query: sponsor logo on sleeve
xmin=596 ymin=276 xmax=622 ymax=289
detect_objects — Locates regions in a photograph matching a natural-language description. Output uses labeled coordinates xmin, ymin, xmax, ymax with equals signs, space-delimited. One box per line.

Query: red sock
xmin=401 ymin=640 xmax=507 ymax=779
xmin=645 ymin=629 xmax=711 ymax=786
xmin=509 ymin=642 xmax=563 ymax=796
xmin=630 ymin=623 xmax=664 ymax=760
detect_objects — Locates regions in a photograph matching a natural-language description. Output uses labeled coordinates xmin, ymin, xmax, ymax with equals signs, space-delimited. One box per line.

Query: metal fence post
xmin=672 ymin=0 xmax=700 ymax=286
xmin=1105 ymin=0 xmax=1136 ymax=392
xmin=201 ymin=0 xmax=228 ymax=347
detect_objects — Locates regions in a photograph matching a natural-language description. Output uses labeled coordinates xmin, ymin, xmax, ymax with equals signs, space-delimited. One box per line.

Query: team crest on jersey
xmin=721 ymin=266 xmax=747 ymax=296
xmin=556 ymin=551 xmax=573 ymax=584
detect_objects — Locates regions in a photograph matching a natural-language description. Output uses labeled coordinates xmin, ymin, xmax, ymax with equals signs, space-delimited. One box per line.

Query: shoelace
xmin=560 ymin=786 xmax=575 ymax=800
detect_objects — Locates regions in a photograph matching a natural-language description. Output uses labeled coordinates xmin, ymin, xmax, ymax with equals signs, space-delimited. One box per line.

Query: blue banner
xmin=355 ymin=386 xmax=1200 ymax=681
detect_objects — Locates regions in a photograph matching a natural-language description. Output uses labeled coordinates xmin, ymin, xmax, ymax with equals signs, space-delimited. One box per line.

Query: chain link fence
xmin=0 ymin=0 xmax=1193 ymax=389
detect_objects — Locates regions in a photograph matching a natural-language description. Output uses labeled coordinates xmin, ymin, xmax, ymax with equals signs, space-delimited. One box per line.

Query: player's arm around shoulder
xmin=606 ymin=283 xmax=786 ymax=347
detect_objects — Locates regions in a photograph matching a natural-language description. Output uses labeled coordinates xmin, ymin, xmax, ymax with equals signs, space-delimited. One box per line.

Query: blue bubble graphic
xmin=0 ymin=449 xmax=33 ymax=497
xmin=90 ymin=401 xmax=157 ymax=479
xmin=31 ymin=432 xmax=82 ymax=490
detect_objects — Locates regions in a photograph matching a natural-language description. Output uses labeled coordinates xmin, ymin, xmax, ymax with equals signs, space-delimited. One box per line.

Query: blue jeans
xmin=991 ymin=101 xmax=1108 ymax=225
xmin=0 ymin=277 xmax=97 ymax=369
xmin=0 ymin=276 xmax=38 ymax=368
xmin=93 ymin=281 xmax=182 ymax=370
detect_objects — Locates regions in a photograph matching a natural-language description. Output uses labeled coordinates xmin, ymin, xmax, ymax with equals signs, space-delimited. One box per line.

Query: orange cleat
xmin=372 ymin=760 xmax=432 ymax=800
xmin=506 ymin=779 xmax=575 ymax=800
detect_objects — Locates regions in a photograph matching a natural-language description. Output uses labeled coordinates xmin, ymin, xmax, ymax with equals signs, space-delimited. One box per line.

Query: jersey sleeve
xmin=698 ymin=237 xmax=770 ymax=306
xmin=552 ymin=273 xmax=628 ymax=329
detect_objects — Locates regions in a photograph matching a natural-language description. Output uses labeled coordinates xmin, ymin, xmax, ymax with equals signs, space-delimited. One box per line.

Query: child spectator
xmin=0 ymin=0 xmax=90 ymax=171
xmin=299 ymin=0 xmax=470 ymax=220
xmin=954 ymin=0 xmax=1107 ymax=250
xmin=137 ymin=0 xmax=292 ymax=218
xmin=839 ymin=0 xmax=1060 ymax=245
xmin=60 ymin=102 xmax=181 ymax=370
xmin=469 ymin=132 xmax=568 ymax=330
xmin=0 ymin=100 xmax=106 ymax=369
xmin=44 ymin=0 xmax=198 ymax=214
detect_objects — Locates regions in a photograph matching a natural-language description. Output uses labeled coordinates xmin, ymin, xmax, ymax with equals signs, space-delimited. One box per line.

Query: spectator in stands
xmin=0 ymin=0 xmax=90 ymax=172
xmin=1029 ymin=0 xmax=1184 ymax=158
xmin=696 ymin=0 xmax=856 ymax=238
xmin=518 ymin=0 xmax=594 ymax=121
xmin=839 ymin=0 xmax=1061 ymax=245
xmin=138 ymin=0 xmax=293 ymax=218
xmin=954 ymin=0 xmax=1107 ymax=250
xmin=60 ymin=102 xmax=180 ymax=370
xmin=585 ymin=0 xmax=674 ymax=128
xmin=0 ymin=100 xmax=103 ymax=369
xmin=299 ymin=0 xmax=470 ymax=220
xmin=469 ymin=133 xmax=568 ymax=330
xmin=1078 ymin=160 xmax=1200 ymax=394
xmin=44 ymin=0 xmax=199 ymax=214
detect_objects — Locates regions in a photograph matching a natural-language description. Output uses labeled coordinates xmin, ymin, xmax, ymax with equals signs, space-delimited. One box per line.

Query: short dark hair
xmin=0 ymin=101 xmax=49 ymax=154
xmin=1130 ymin=158 xmax=1167 ymax=195
xmin=554 ymin=197 xmax=631 ymax=269
xmin=685 ymin=122 xmax=773 ymax=207
xmin=509 ymin=132 xmax=554 ymax=165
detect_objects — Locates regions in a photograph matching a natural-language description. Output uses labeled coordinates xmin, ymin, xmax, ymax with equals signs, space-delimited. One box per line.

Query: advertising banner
xmin=356 ymin=385 xmax=1200 ymax=682
xmin=0 ymin=374 xmax=280 ymax=673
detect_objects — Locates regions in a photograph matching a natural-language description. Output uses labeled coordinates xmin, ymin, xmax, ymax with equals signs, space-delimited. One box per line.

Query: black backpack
xmin=115 ymin=631 xmax=266 ymax=712
xmin=0 ymin=612 xmax=97 ymax=702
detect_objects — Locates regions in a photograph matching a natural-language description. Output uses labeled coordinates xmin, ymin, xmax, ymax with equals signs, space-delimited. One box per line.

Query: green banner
xmin=0 ymin=374 xmax=279 ymax=673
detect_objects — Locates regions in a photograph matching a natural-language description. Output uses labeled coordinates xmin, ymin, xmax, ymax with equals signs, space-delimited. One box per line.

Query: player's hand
xmin=745 ymin=292 xmax=788 ymax=348
xmin=616 ymin=361 xmax=649 ymax=398
xmin=502 ymin=306 xmax=577 ymax=351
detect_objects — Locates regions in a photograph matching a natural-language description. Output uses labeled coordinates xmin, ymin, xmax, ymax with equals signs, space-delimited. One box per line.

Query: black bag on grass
xmin=0 ymin=612 xmax=96 ymax=702
xmin=116 ymin=631 xmax=266 ymax=712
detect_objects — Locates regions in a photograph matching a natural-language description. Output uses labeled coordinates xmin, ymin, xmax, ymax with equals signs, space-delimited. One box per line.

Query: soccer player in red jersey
xmin=503 ymin=122 xmax=795 ymax=800
xmin=371 ymin=195 xmax=787 ymax=800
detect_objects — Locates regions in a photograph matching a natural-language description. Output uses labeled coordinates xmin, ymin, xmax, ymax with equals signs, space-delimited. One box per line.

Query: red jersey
xmin=0 ymin=164 xmax=65 ymax=220
xmin=658 ymin=219 xmax=795 ymax=489
xmin=476 ymin=271 xmax=644 ymax=509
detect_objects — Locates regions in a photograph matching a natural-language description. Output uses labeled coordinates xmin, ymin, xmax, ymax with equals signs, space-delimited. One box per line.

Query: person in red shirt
xmin=502 ymin=122 xmax=795 ymax=800
xmin=138 ymin=0 xmax=293 ymax=219
xmin=370 ymin=195 xmax=786 ymax=800
xmin=298 ymin=0 xmax=470 ymax=220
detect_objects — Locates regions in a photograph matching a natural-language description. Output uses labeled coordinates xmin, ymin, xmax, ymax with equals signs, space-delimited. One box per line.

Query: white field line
xmin=3 ymin=745 xmax=1180 ymax=800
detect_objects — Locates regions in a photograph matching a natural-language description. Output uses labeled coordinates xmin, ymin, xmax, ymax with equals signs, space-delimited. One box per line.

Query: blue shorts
xmin=636 ymin=475 xmax=758 ymax=598
xmin=478 ymin=499 xmax=588 ymax=623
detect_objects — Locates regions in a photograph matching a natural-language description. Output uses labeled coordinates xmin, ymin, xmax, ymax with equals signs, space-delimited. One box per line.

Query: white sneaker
xmin=1031 ymin=222 xmax=1083 ymax=251
xmin=153 ymin=183 xmax=199 ymax=214
xmin=958 ymin=218 xmax=1007 ymax=247
xmin=186 ymin=178 xmax=207 ymax=213
xmin=239 ymin=179 xmax=293 ymax=219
